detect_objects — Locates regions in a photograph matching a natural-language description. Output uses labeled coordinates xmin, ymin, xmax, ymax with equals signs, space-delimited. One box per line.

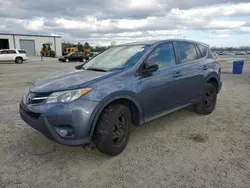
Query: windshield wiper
xmin=87 ymin=67 xmax=107 ymax=72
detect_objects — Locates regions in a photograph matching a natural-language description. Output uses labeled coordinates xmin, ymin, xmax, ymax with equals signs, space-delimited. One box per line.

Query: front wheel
xmin=15 ymin=57 xmax=23 ymax=64
xmin=195 ymin=83 xmax=217 ymax=115
xmin=94 ymin=104 xmax=132 ymax=156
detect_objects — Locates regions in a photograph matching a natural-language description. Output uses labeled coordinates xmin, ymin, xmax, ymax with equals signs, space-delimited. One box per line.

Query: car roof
xmin=117 ymin=39 xmax=209 ymax=47
xmin=0 ymin=49 xmax=25 ymax=51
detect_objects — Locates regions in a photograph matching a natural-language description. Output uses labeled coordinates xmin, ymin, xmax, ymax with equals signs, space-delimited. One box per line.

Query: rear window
xmin=177 ymin=42 xmax=198 ymax=63
xmin=197 ymin=44 xmax=208 ymax=58
xmin=18 ymin=50 xmax=26 ymax=54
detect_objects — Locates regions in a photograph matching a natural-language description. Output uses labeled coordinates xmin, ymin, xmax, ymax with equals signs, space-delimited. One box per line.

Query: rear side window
xmin=7 ymin=50 xmax=16 ymax=54
xmin=18 ymin=50 xmax=26 ymax=54
xmin=197 ymin=44 xmax=208 ymax=58
xmin=207 ymin=49 xmax=214 ymax=59
xmin=177 ymin=42 xmax=198 ymax=63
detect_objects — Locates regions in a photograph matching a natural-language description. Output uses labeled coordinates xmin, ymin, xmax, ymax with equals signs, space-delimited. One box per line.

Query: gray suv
xmin=20 ymin=39 xmax=222 ymax=156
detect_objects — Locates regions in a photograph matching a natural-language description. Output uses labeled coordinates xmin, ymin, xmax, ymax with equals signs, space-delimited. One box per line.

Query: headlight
xmin=46 ymin=88 xmax=92 ymax=104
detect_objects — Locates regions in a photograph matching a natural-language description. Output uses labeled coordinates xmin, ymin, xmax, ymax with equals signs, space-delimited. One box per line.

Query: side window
xmin=1 ymin=50 xmax=8 ymax=54
xmin=197 ymin=44 xmax=208 ymax=58
xmin=177 ymin=42 xmax=198 ymax=63
xmin=146 ymin=43 xmax=176 ymax=69
xmin=18 ymin=50 xmax=26 ymax=54
xmin=7 ymin=50 xmax=16 ymax=54
xmin=207 ymin=49 xmax=214 ymax=59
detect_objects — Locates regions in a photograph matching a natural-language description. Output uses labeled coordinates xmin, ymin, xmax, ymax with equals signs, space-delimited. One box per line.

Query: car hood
xmin=30 ymin=68 xmax=118 ymax=93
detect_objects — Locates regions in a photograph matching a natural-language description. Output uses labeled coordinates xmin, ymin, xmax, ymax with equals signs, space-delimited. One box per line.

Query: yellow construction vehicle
xmin=83 ymin=42 xmax=91 ymax=57
xmin=61 ymin=42 xmax=91 ymax=56
xmin=41 ymin=43 xmax=55 ymax=57
xmin=62 ymin=47 xmax=77 ymax=55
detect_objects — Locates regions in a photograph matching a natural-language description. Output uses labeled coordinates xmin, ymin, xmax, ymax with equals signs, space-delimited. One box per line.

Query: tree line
xmin=211 ymin=46 xmax=250 ymax=52
xmin=62 ymin=42 xmax=109 ymax=53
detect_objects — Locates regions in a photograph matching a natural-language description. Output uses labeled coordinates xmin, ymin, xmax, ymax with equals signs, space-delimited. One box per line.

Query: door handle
xmin=202 ymin=66 xmax=208 ymax=70
xmin=173 ymin=72 xmax=182 ymax=77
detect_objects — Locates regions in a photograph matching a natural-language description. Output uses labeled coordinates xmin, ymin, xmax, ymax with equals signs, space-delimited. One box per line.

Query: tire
xmin=15 ymin=57 xmax=23 ymax=64
xmin=66 ymin=59 xmax=69 ymax=62
xmin=195 ymin=83 xmax=217 ymax=115
xmin=94 ymin=104 xmax=132 ymax=156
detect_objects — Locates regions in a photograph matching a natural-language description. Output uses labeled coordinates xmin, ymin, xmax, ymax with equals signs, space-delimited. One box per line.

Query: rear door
xmin=173 ymin=41 xmax=206 ymax=103
xmin=7 ymin=50 xmax=17 ymax=60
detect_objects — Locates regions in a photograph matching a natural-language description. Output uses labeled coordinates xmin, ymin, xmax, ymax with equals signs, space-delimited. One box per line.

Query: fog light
xmin=55 ymin=127 xmax=74 ymax=137
xmin=57 ymin=129 xmax=68 ymax=137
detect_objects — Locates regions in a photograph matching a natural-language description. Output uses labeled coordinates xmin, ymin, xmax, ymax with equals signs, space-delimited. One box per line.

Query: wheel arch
xmin=89 ymin=95 xmax=143 ymax=137
xmin=15 ymin=56 xmax=23 ymax=60
xmin=206 ymin=74 xmax=219 ymax=93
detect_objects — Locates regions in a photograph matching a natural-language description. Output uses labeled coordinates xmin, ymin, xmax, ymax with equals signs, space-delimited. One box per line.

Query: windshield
xmin=83 ymin=45 xmax=150 ymax=71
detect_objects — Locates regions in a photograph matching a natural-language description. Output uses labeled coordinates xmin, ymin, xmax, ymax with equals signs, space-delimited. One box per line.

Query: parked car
xmin=0 ymin=49 xmax=28 ymax=63
xmin=58 ymin=52 xmax=88 ymax=62
xmin=20 ymin=39 xmax=222 ymax=156
xmin=235 ymin=51 xmax=247 ymax=55
xmin=217 ymin=51 xmax=223 ymax=55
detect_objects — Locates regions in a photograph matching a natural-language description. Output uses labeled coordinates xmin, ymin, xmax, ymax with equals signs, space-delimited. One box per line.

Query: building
xmin=0 ymin=33 xmax=62 ymax=57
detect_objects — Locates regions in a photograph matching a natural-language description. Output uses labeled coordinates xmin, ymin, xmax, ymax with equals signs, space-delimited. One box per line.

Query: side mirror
xmin=75 ymin=64 xmax=83 ymax=69
xmin=142 ymin=61 xmax=159 ymax=73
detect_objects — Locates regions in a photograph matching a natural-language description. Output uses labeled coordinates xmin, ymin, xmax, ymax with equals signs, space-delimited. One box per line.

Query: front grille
xmin=27 ymin=92 xmax=51 ymax=104
xmin=20 ymin=105 xmax=41 ymax=120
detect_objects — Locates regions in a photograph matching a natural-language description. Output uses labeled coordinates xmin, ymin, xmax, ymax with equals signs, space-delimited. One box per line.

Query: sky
xmin=0 ymin=0 xmax=250 ymax=47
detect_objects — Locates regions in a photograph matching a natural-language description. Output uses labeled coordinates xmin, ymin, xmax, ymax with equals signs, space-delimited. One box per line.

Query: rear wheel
xmin=15 ymin=57 xmax=23 ymax=64
xmin=195 ymin=83 xmax=217 ymax=115
xmin=94 ymin=104 xmax=132 ymax=156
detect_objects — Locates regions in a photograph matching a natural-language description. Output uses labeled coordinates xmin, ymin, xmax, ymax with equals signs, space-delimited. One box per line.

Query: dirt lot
xmin=0 ymin=56 xmax=250 ymax=188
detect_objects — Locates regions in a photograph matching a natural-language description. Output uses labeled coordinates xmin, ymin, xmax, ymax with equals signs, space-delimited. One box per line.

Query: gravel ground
xmin=0 ymin=56 xmax=250 ymax=188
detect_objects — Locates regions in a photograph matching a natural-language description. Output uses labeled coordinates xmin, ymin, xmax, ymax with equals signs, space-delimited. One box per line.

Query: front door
xmin=138 ymin=42 xmax=185 ymax=118
xmin=70 ymin=53 xmax=80 ymax=61
xmin=0 ymin=50 xmax=9 ymax=61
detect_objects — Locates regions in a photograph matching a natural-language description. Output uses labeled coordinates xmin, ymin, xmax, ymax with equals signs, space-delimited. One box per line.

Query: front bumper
xmin=19 ymin=98 xmax=101 ymax=146
xmin=58 ymin=58 xmax=65 ymax=62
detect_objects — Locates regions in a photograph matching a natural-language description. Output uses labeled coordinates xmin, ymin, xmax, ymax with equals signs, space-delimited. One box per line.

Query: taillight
xmin=216 ymin=59 xmax=221 ymax=64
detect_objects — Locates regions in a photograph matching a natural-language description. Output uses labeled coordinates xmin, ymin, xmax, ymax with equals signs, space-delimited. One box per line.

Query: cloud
xmin=0 ymin=0 xmax=250 ymax=46
xmin=241 ymin=27 xmax=250 ymax=32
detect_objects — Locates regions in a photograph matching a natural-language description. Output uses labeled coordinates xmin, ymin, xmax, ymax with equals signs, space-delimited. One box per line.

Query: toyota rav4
xmin=20 ymin=39 xmax=222 ymax=156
